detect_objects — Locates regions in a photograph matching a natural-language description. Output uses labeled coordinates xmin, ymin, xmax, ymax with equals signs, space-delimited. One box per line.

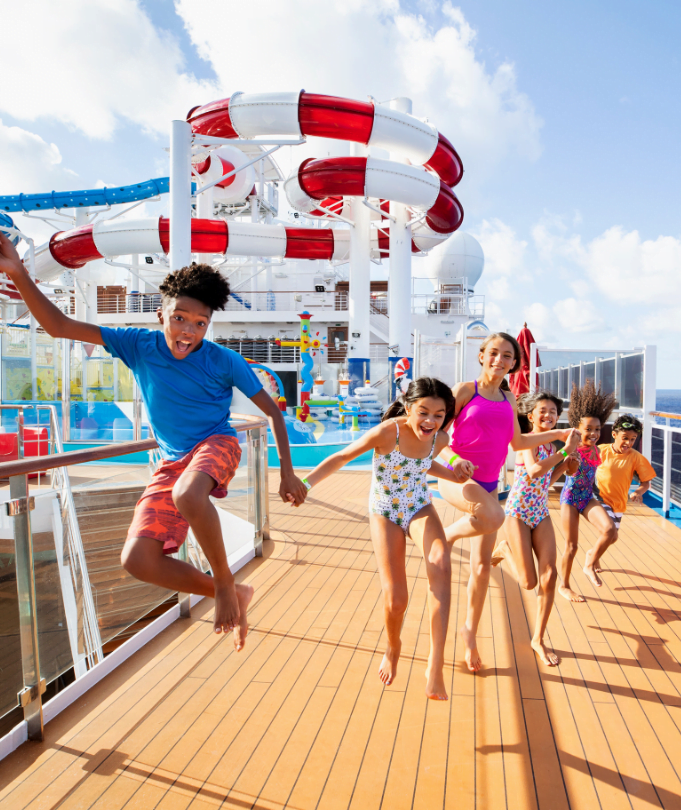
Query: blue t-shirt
xmin=101 ymin=327 xmax=262 ymax=460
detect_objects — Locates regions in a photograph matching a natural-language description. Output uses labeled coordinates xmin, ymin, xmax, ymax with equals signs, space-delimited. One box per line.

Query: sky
xmin=0 ymin=0 xmax=679 ymax=384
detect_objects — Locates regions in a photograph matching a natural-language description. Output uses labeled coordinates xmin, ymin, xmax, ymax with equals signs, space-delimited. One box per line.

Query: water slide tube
xmin=0 ymin=178 xmax=172 ymax=213
xmin=24 ymin=92 xmax=463 ymax=282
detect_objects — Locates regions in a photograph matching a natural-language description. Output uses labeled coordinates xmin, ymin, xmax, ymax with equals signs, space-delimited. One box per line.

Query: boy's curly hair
xmin=159 ymin=262 xmax=230 ymax=312
xmin=567 ymin=380 xmax=616 ymax=428
xmin=612 ymin=413 xmax=643 ymax=434
xmin=517 ymin=389 xmax=563 ymax=434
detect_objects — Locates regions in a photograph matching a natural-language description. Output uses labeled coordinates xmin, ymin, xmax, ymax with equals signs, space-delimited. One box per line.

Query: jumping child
xmin=299 ymin=377 xmax=475 ymax=701
xmin=437 ymin=332 xmax=580 ymax=672
xmin=492 ymin=391 xmax=580 ymax=666
xmin=586 ymin=414 xmax=656 ymax=580
xmin=559 ymin=380 xmax=616 ymax=601
xmin=0 ymin=232 xmax=307 ymax=650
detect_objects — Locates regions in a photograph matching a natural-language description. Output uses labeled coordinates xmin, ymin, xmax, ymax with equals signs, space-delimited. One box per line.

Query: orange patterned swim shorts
xmin=128 ymin=434 xmax=241 ymax=554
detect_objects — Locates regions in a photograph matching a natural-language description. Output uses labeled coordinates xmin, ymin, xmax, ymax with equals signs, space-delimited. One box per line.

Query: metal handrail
xmin=0 ymin=414 xmax=268 ymax=477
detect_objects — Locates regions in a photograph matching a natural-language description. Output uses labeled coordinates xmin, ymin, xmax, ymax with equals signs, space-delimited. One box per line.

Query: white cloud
xmin=176 ymin=0 xmax=542 ymax=182
xmin=0 ymin=0 xmax=218 ymax=139
xmin=585 ymin=227 xmax=681 ymax=304
xmin=522 ymin=302 xmax=555 ymax=341
xmin=472 ymin=218 xmax=528 ymax=277
xmin=552 ymin=297 xmax=605 ymax=333
xmin=0 ymin=120 xmax=77 ymax=194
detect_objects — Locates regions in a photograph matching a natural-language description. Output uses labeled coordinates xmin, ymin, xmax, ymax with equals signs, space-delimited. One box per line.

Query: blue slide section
xmin=0 ymin=177 xmax=177 ymax=213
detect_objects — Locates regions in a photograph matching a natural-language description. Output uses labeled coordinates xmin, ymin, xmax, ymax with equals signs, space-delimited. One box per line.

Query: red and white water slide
xmin=33 ymin=92 xmax=463 ymax=281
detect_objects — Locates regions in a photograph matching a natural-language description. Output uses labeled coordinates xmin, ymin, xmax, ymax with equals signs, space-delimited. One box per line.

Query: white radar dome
xmin=419 ymin=231 xmax=484 ymax=290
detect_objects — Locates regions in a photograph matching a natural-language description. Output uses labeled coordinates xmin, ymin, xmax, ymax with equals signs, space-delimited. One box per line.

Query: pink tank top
xmin=449 ymin=381 xmax=515 ymax=482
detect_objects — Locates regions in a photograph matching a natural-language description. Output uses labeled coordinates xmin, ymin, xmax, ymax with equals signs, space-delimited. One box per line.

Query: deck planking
xmin=2 ymin=471 xmax=681 ymax=808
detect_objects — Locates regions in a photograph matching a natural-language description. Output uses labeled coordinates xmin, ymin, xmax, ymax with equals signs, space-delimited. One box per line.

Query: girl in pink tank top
xmin=448 ymin=380 xmax=514 ymax=491
xmin=437 ymin=333 xmax=578 ymax=675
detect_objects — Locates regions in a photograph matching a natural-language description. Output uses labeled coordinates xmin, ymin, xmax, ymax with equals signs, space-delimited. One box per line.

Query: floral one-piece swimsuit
xmin=505 ymin=443 xmax=553 ymax=529
xmin=560 ymin=445 xmax=601 ymax=513
xmin=369 ymin=420 xmax=436 ymax=533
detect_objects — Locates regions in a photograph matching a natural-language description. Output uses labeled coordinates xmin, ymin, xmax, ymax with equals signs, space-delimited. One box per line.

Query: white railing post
xmin=642 ymin=345 xmax=657 ymax=461
xmin=663 ymin=420 xmax=672 ymax=518
xmin=529 ymin=343 xmax=538 ymax=394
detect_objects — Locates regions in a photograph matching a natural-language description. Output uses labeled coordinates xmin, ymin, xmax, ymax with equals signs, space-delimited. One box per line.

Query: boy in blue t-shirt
xmin=0 ymin=232 xmax=307 ymax=651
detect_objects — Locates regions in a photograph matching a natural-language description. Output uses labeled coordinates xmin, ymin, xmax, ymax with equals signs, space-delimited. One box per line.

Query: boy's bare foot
xmin=490 ymin=539 xmax=508 ymax=567
xmin=558 ymin=584 xmax=585 ymax=603
xmin=214 ymin=581 xmax=241 ymax=635
xmin=531 ymin=638 xmax=559 ymax=666
xmin=583 ymin=564 xmax=602 ymax=588
xmin=379 ymin=642 xmax=401 ymax=686
xmin=460 ymin=625 xmax=482 ymax=672
xmin=425 ymin=661 xmax=449 ymax=700
xmin=233 ymin=584 xmax=254 ymax=652
xmin=593 ymin=563 xmax=603 ymax=573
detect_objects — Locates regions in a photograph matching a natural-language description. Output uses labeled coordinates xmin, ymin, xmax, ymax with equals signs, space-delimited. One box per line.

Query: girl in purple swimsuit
xmin=559 ymin=380 xmax=616 ymax=603
xmin=438 ymin=333 xmax=579 ymax=673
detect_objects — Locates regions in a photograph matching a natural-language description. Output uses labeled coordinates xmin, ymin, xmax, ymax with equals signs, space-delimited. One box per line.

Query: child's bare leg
xmin=409 ymin=506 xmax=451 ymax=700
xmin=370 ymin=515 xmax=408 ymax=686
xmin=583 ymin=501 xmax=617 ymax=586
xmin=530 ymin=519 xmax=559 ymax=665
xmin=558 ymin=504 xmax=585 ymax=602
xmin=121 ymin=534 xmax=253 ymax=651
xmin=438 ymin=479 xmax=506 ymax=546
xmin=492 ymin=517 xmax=536 ymax=589
xmin=461 ymin=531 xmax=497 ymax=673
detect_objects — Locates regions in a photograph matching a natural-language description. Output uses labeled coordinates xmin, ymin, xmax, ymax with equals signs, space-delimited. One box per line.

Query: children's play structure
xmin=1 ymin=90 xmax=465 ymax=449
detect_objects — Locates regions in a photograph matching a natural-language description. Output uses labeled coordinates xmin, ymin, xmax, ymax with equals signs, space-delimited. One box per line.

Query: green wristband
xmin=446 ymin=452 xmax=461 ymax=470
xmin=559 ymin=448 xmax=568 ymax=458
xmin=302 ymin=477 xmax=312 ymax=491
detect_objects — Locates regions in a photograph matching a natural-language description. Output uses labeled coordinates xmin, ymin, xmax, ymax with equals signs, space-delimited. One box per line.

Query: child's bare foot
xmin=214 ymin=581 xmax=241 ymax=635
xmin=593 ymin=563 xmax=603 ymax=573
xmin=531 ymin=638 xmax=559 ymax=666
xmin=558 ymin=584 xmax=585 ymax=603
xmin=583 ymin=564 xmax=602 ymax=588
xmin=460 ymin=625 xmax=482 ymax=672
xmin=233 ymin=584 xmax=254 ymax=652
xmin=425 ymin=661 xmax=448 ymax=700
xmin=490 ymin=539 xmax=508 ymax=567
xmin=378 ymin=642 xmax=401 ymax=686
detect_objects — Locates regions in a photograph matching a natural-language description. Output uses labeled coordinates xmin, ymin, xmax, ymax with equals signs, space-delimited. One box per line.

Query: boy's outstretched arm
xmin=250 ymin=389 xmax=307 ymax=506
xmin=0 ymin=231 xmax=104 ymax=345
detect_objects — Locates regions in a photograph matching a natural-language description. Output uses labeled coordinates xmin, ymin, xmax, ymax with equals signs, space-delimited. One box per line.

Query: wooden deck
xmin=2 ymin=470 xmax=681 ymax=809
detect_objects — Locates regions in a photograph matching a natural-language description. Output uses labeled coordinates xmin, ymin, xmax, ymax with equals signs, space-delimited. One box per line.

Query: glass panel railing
xmin=621 ymin=352 xmax=643 ymax=409
xmin=0 ymin=514 xmax=23 ymax=720
xmin=0 ymin=413 xmax=269 ymax=740
xmin=534 ymin=348 xmax=647 ymax=413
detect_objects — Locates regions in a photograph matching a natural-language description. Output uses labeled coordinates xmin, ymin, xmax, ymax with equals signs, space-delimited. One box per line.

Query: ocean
xmin=655 ymin=390 xmax=681 ymax=424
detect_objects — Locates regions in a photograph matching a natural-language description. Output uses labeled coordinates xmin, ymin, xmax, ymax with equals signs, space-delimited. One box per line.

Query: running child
xmin=0 ymin=232 xmax=307 ymax=650
xmin=585 ymin=414 xmax=656 ymax=580
xmin=559 ymin=380 xmax=616 ymax=601
xmin=437 ymin=332 xmax=580 ymax=672
xmin=491 ymin=391 xmax=580 ymax=666
xmin=299 ymin=377 xmax=475 ymax=701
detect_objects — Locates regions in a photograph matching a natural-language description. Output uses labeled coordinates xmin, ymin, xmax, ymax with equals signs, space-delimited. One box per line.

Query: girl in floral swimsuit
xmin=493 ymin=391 xmax=580 ymax=666
xmin=558 ymin=380 xmax=616 ymax=602
xmin=301 ymin=378 xmax=475 ymax=701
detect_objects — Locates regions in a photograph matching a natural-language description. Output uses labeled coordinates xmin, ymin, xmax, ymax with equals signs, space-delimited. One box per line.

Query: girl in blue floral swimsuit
xmin=559 ymin=380 xmax=616 ymax=603
xmin=492 ymin=391 xmax=579 ymax=666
